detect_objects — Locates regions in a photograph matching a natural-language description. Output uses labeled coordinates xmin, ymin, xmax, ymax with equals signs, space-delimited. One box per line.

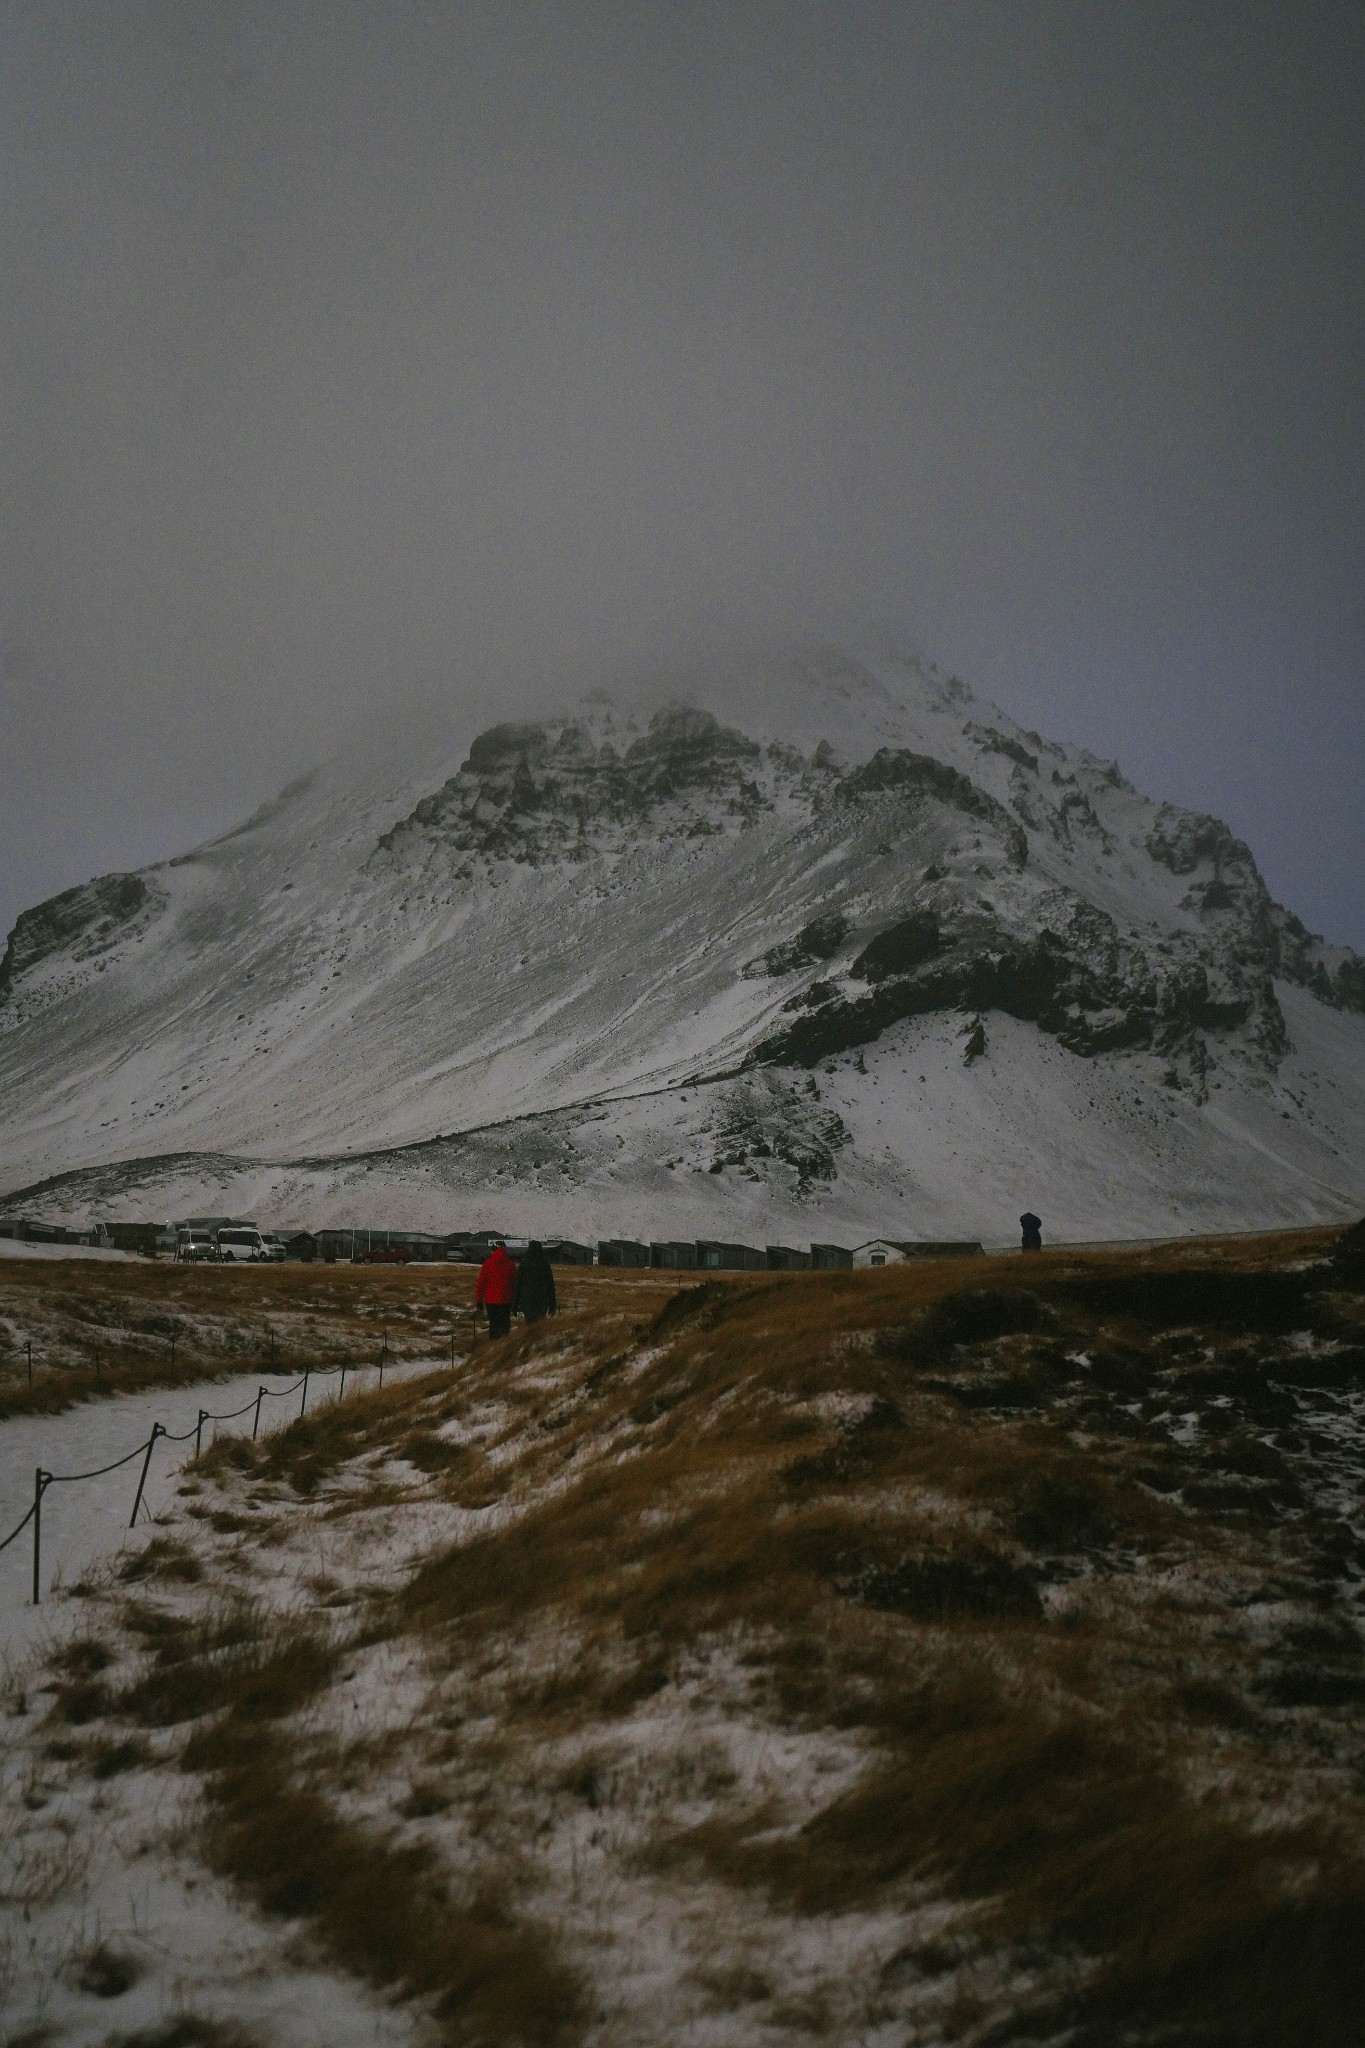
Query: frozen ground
xmin=1 ymin=1229 xmax=1362 ymax=2046
xmin=0 ymin=1354 xmax=446 ymax=1670
xmin=0 ymin=1242 xmax=140 ymax=1262
xmin=0 ymin=1355 xmax=459 ymax=2047
xmin=9 ymin=988 xmax=1362 ymax=1249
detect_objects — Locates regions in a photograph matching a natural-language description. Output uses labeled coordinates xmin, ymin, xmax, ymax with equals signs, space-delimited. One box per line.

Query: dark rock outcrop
xmin=761 ymin=913 xmax=850 ymax=977
xmin=852 ymin=911 xmax=941 ymax=982
xmin=0 ymin=874 xmax=151 ymax=1002
xmin=375 ymin=704 xmax=776 ymax=867
xmin=839 ymin=748 xmax=1028 ymax=867
xmin=750 ymin=901 xmax=1287 ymax=1072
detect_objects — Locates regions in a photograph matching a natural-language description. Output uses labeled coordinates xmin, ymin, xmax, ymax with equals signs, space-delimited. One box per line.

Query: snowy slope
xmin=2 ymin=643 xmax=1362 ymax=1240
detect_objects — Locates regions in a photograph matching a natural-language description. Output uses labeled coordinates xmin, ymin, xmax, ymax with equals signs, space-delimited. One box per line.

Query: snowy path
xmin=0 ymin=1355 xmax=444 ymax=1665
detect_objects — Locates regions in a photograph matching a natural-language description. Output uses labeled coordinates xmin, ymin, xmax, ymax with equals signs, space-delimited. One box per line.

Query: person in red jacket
xmin=475 ymin=1242 xmax=518 ymax=1339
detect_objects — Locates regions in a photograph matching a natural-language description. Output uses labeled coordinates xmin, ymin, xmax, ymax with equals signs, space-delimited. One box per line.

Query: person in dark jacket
xmin=1020 ymin=1212 xmax=1043 ymax=1253
xmin=475 ymin=1242 xmax=518 ymax=1338
xmin=514 ymin=1240 xmax=557 ymax=1324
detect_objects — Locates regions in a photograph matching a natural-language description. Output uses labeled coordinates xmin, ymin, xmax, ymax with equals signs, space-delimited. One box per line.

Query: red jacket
xmin=475 ymin=1245 xmax=517 ymax=1308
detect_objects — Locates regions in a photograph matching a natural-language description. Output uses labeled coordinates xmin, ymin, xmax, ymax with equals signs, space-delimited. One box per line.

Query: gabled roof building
xmin=853 ymin=1239 xmax=984 ymax=1267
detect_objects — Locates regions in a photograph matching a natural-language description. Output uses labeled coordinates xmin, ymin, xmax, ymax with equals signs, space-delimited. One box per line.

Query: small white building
xmin=853 ymin=1238 xmax=984 ymax=1268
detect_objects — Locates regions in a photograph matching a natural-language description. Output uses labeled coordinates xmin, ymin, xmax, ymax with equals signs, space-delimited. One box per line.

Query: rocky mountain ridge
xmin=372 ymin=689 xmax=1359 ymax=1103
xmin=1 ymin=646 xmax=1361 ymax=1240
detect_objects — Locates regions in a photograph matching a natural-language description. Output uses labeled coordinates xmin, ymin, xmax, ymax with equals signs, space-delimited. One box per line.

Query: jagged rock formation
xmin=374 ymin=702 xmax=796 ymax=869
xmin=1 ymin=646 xmax=1362 ymax=1240
xmin=0 ymin=873 xmax=156 ymax=1002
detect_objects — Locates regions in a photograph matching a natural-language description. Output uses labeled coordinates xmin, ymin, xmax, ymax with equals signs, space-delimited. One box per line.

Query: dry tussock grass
xmin=114 ymin=1595 xmax=335 ymax=1728
xmin=181 ymin=1719 xmax=583 ymax=2046
xmin=117 ymin=2022 xmax=263 ymax=2048
xmin=202 ymin=1375 xmax=439 ymax=1490
xmin=38 ymin=1223 xmax=1360 ymax=2042
xmin=380 ymin=1224 xmax=1365 ymax=2042
xmin=0 ymin=1252 xmax=684 ymax=1415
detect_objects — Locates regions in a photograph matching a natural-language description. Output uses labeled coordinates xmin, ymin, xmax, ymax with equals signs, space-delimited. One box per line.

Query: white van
xmin=216 ymin=1226 xmax=269 ymax=1263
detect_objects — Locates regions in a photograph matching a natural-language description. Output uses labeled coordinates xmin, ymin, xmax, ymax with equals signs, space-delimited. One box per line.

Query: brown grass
xmin=186 ymin=1723 xmax=582 ymax=2048
xmin=117 ymin=1596 xmax=335 ymax=1728
xmin=194 ymin=1366 xmax=457 ymax=1495
xmin=0 ymin=1255 xmax=683 ymax=1417
xmin=119 ymin=1536 xmax=204 ymax=1583
xmin=39 ymin=1221 xmax=1363 ymax=2043
xmin=387 ymin=1221 xmax=1365 ymax=2041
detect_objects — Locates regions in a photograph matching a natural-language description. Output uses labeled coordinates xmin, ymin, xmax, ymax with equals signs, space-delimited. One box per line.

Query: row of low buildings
xmin=0 ymin=1217 xmax=179 ymax=1255
xmin=1 ymin=1214 xmax=985 ymax=1271
xmin=597 ymin=1237 xmax=984 ymax=1270
xmin=286 ymin=1231 xmax=986 ymax=1270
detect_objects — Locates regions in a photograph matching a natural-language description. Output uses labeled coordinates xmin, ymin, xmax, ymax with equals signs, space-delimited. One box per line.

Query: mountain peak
xmin=2 ymin=642 xmax=1362 ymax=1241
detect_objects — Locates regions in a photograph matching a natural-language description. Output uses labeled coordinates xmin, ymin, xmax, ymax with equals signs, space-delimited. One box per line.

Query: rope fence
xmin=6 ymin=1316 xmax=289 ymax=1394
xmin=1 ymin=1326 xmax=469 ymax=1605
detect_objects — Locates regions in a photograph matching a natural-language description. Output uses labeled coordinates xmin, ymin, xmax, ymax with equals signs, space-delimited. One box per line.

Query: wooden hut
xmin=598 ymin=1239 xmax=650 ymax=1267
xmin=695 ymin=1241 xmax=766 ymax=1271
xmin=853 ymin=1239 xmax=984 ymax=1268
xmin=544 ymin=1239 xmax=594 ymax=1265
xmin=650 ymin=1241 xmax=698 ymax=1270
xmin=810 ymin=1242 xmax=854 ymax=1270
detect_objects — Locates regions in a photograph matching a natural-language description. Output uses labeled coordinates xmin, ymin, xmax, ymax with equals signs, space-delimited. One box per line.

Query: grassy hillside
xmin=7 ymin=1226 xmax=1365 ymax=2045
xmin=0 ymin=1255 xmax=653 ymax=1419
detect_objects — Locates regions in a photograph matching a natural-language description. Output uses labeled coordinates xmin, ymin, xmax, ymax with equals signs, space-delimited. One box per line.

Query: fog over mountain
xmin=3 ymin=647 xmax=1361 ymax=1243
xmin=2 ymin=4 xmax=1363 ymax=962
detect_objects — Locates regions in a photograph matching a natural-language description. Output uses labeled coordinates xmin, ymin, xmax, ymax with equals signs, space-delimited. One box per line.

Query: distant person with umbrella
xmin=475 ymin=1241 xmax=518 ymax=1339
xmin=515 ymin=1240 xmax=557 ymax=1324
xmin=1020 ymin=1212 xmax=1043 ymax=1253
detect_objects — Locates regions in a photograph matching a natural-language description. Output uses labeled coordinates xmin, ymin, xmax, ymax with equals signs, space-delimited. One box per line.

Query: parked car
xmin=355 ymin=1245 xmax=411 ymax=1265
xmin=216 ymin=1227 xmax=270 ymax=1263
xmin=262 ymin=1235 xmax=288 ymax=1262
xmin=177 ymin=1229 xmax=217 ymax=1263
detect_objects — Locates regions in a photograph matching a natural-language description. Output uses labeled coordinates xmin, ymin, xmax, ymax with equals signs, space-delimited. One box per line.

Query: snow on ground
xmin=0 ymin=1241 xmax=141 ymax=1262
xmin=3 ymin=646 xmax=1361 ymax=1248
xmin=0 ymin=1792 xmax=421 ymax=2048
xmin=0 ymin=1355 xmax=448 ymax=1670
xmin=2 ymin=1231 xmax=1363 ymax=2044
xmin=1 ymin=1360 xmax=459 ymax=2047
xmin=13 ymin=988 xmax=1360 ymax=1247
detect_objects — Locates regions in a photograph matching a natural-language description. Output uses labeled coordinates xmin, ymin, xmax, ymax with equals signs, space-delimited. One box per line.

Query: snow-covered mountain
xmin=3 ymin=645 xmax=1362 ymax=1242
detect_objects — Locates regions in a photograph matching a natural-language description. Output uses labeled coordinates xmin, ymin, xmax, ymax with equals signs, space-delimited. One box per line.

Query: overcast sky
xmin=2 ymin=1 xmax=1362 ymax=947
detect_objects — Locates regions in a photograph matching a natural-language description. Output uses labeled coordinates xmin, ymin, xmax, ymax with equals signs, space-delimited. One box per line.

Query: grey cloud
xmin=1 ymin=1 xmax=1361 ymax=942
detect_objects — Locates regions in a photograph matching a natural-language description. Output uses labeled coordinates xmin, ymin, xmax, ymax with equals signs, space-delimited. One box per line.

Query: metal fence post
xmin=32 ymin=1468 xmax=47 ymax=1604
xmin=300 ymin=1369 xmax=310 ymax=1418
xmin=195 ymin=1408 xmax=207 ymax=1458
xmin=253 ymin=1386 xmax=265 ymax=1440
xmin=339 ymin=1363 xmax=347 ymax=1402
xmin=129 ymin=1425 xmax=164 ymax=1528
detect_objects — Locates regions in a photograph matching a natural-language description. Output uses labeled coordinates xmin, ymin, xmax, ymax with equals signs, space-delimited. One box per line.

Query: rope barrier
xmin=205 ymin=1395 xmax=266 ymax=1424
xmin=43 ymin=1436 xmax=158 ymax=1486
xmin=1 ymin=1343 xmax=456 ymax=1601
xmin=0 ymin=1500 xmax=36 ymax=1554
